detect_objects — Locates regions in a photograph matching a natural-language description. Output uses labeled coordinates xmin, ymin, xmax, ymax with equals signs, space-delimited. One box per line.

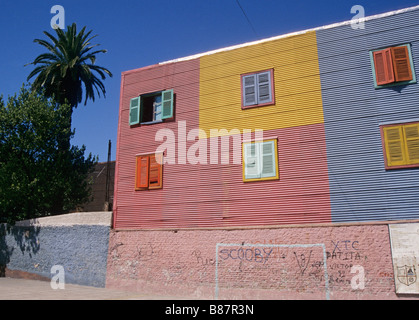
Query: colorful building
xmin=107 ymin=6 xmax=419 ymax=299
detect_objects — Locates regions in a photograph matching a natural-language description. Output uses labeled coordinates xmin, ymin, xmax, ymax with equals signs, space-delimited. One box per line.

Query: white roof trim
xmin=159 ymin=5 xmax=419 ymax=65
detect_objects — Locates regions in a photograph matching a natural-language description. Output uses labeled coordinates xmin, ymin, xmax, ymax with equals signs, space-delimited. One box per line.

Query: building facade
xmin=107 ymin=6 xmax=419 ymax=299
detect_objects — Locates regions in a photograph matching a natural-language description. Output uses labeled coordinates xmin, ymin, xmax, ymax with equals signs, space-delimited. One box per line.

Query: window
xmin=370 ymin=44 xmax=416 ymax=88
xmin=381 ymin=122 xmax=419 ymax=170
xmin=241 ymin=69 xmax=274 ymax=108
xmin=135 ymin=153 xmax=163 ymax=190
xmin=242 ymin=138 xmax=279 ymax=182
xmin=129 ymin=89 xmax=174 ymax=126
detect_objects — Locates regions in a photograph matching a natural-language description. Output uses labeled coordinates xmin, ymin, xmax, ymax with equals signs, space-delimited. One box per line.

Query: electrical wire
xmin=235 ymin=0 xmax=258 ymax=37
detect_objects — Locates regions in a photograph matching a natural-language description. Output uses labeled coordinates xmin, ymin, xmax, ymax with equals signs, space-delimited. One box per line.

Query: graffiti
xmin=109 ymin=242 xmax=123 ymax=260
xmin=137 ymin=243 xmax=155 ymax=261
xmin=331 ymin=240 xmax=359 ymax=253
xmin=253 ymin=239 xmax=286 ymax=261
xmin=294 ymin=250 xmax=312 ymax=275
xmin=327 ymin=240 xmax=362 ymax=262
xmin=192 ymin=250 xmax=215 ymax=267
xmin=218 ymin=247 xmax=273 ymax=264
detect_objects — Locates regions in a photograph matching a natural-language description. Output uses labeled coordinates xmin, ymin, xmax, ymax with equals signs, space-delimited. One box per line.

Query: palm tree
xmin=26 ymin=22 xmax=112 ymax=124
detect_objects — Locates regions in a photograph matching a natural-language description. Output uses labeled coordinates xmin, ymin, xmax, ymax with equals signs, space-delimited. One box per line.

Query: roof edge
xmin=159 ymin=4 xmax=419 ymax=65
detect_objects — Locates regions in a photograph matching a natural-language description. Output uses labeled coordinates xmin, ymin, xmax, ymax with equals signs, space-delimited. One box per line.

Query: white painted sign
xmin=389 ymin=223 xmax=419 ymax=294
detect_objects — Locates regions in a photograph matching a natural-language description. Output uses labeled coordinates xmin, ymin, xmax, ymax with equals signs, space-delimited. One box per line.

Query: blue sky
xmin=1 ymin=0 xmax=418 ymax=162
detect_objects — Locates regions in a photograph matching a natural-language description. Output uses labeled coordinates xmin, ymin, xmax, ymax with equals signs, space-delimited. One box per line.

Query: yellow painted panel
xmin=199 ymin=31 xmax=324 ymax=137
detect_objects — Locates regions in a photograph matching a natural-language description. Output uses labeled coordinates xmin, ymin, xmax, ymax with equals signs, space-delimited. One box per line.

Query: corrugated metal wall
xmin=317 ymin=9 xmax=419 ymax=223
xmin=114 ymin=7 xmax=419 ymax=230
xmin=199 ymin=31 xmax=324 ymax=137
xmin=113 ymin=32 xmax=332 ymax=229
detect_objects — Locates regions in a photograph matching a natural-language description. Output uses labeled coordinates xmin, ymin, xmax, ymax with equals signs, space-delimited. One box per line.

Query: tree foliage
xmin=0 ymin=86 xmax=97 ymax=224
xmin=26 ymin=23 xmax=112 ymax=110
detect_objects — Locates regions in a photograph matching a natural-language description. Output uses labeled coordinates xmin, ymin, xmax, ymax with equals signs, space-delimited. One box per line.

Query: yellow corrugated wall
xmin=199 ymin=31 xmax=324 ymax=137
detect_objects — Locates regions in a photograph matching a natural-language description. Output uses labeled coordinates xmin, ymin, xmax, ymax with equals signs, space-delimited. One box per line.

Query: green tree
xmin=0 ymin=86 xmax=96 ymax=224
xmin=27 ymin=23 xmax=112 ymax=110
xmin=26 ymin=23 xmax=112 ymax=149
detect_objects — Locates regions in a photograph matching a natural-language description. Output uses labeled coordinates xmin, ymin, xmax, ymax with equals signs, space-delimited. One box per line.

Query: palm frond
xmin=26 ymin=22 xmax=112 ymax=108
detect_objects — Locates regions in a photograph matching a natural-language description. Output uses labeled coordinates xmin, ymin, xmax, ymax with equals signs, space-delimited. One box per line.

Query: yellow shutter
xmin=403 ymin=123 xmax=419 ymax=165
xmin=384 ymin=125 xmax=406 ymax=167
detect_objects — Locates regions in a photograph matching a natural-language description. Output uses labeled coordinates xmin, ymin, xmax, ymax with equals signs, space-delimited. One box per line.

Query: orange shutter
xmin=148 ymin=154 xmax=163 ymax=189
xmin=373 ymin=49 xmax=395 ymax=86
xmin=135 ymin=155 xmax=149 ymax=189
xmin=391 ymin=46 xmax=413 ymax=82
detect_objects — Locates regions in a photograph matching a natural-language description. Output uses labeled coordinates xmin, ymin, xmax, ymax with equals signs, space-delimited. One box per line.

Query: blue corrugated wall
xmin=317 ymin=9 xmax=419 ymax=223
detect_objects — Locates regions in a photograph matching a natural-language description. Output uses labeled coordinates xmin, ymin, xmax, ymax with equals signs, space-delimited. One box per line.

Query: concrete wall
xmin=0 ymin=212 xmax=112 ymax=287
xmin=106 ymin=222 xmax=418 ymax=300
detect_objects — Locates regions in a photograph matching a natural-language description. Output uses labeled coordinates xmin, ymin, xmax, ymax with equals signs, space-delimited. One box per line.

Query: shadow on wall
xmin=0 ymin=224 xmax=40 ymax=277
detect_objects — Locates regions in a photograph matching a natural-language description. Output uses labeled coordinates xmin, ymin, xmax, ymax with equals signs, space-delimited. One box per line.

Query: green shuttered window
xmin=243 ymin=139 xmax=279 ymax=182
xmin=129 ymin=89 xmax=174 ymax=126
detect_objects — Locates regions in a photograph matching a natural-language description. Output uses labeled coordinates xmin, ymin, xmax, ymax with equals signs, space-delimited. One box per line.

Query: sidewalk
xmin=0 ymin=277 xmax=190 ymax=300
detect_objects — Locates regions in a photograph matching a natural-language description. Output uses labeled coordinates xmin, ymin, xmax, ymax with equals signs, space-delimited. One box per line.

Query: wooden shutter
xmin=391 ymin=46 xmax=413 ymax=82
xmin=403 ymin=123 xmax=419 ymax=164
xmin=257 ymin=71 xmax=272 ymax=104
xmin=373 ymin=49 xmax=395 ymax=86
xmin=148 ymin=153 xmax=163 ymax=189
xmin=243 ymin=142 xmax=261 ymax=180
xmin=383 ymin=126 xmax=406 ymax=167
xmin=260 ymin=140 xmax=276 ymax=178
xmin=242 ymin=74 xmax=257 ymax=106
xmin=129 ymin=97 xmax=141 ymax=125
xmin=161 ymin=89 xmax=174 ymax=119
xmin=135 ymin=155 xmax=149 ymax=189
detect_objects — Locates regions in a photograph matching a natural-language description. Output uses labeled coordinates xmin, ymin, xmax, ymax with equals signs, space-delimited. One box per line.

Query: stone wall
xmin=106 ymin=223 xmax=417 ymax=299
xmin=0 ymin=212 xmax=112 ymax=288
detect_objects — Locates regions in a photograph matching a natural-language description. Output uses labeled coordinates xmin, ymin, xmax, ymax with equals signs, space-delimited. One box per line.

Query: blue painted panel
xmin=317 ymin=8 xmax=419 ymax=223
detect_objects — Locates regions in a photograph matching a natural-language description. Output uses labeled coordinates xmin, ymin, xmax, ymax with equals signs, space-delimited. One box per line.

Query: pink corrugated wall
xmin=113 ymin=58 xmax=332 ymax=229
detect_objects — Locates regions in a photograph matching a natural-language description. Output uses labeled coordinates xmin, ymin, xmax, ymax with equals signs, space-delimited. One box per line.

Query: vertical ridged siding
xmin=317 ymin=9 xmax=419 ymax=223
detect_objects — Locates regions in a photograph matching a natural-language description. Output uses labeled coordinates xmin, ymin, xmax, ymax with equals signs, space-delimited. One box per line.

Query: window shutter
xmin=403 ymin=124 xmax=419 ymax=164
xmin=257 ymin=72 xmax=272 ymax=104
xmin=243 ymin=143 xmax=261 ymax=180
xmin=260 ymin=140 xmax=276 ymax=178
xmin=136 ymin=155 xmax=149 ymax=189
xmin=148 ymin=154 xmax=163 ymax=189
xmin=161 ymin=89 xmax=174 ymax=119
xmin=391 ymin=46 xmax=413 ymax=82
xmin=373 ymin=49 xmax=395 ymax=86
xmin=243 ymin=74 xmax=257 ymax=106
xmin=129 ymin=97 xmax=141 ymax=125
xmin=384 ymin=126 xmax=406 ymax=167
